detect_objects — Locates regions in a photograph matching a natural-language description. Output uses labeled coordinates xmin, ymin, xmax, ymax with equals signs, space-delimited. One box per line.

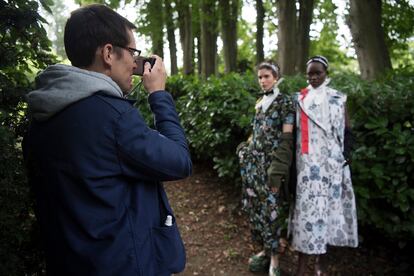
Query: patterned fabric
xmin=237 ymin=93 xmax=295 ymax=254
xmin=291 ymin=86 xmax=358 ymax=255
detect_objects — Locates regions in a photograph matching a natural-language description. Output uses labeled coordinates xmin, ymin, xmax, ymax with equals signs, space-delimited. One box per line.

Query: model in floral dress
xmin=237 ymin=62 xmax=295 ymax=276
xmin=291 ymin=56 xmax=358 ymax=275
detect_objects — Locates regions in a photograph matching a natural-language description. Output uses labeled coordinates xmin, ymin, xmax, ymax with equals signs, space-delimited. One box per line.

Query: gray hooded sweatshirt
xmin=27 ymin=64 xmax=124 ymax=121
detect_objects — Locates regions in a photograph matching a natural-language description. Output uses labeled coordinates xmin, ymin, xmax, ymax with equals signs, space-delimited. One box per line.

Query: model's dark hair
xmin=64 ymin=4 xmax=136 ymax=67
xmin=257 ymin=61 xmax=281 ymax=78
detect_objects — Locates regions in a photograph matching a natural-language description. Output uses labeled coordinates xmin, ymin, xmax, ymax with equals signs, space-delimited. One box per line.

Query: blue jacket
xmin=23 ymin=65 xmax=192 ymax=275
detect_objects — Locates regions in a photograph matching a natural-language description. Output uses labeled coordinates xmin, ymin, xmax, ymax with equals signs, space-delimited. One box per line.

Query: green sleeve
xmin=267 ymin=132 xmax=294 ymax=190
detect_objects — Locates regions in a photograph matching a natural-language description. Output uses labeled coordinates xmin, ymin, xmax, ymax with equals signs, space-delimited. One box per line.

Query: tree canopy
xmin=36 ymin=0 xmax=414 ymax=79
xmin=1 ymin=1 xmax=413 ymax=275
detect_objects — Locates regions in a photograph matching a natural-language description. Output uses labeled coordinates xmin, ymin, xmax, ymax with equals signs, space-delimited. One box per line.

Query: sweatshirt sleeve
xmin=115 ymin=91 xmax=192 ymax=181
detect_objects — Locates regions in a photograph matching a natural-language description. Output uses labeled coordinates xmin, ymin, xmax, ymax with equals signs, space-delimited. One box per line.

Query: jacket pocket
xmin=151 ymin=217 xmax=186 ymax=274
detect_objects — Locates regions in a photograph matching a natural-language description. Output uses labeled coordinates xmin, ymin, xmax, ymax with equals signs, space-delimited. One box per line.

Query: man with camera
xmin=23 ymin=4 xmax=192 ymax=275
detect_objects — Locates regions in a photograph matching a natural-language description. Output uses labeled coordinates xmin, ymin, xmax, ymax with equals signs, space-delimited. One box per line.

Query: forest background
xmin=0 ymin=0 xmax=413 ymax=274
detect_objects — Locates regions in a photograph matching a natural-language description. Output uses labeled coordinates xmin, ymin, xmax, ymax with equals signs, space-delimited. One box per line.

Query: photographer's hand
xmin=142 ymin=55 xmax=166 ymax=93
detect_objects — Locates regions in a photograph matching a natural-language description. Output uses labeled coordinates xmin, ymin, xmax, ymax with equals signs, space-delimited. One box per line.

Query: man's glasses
xmin=113 ymin=45 xmax=141 ymax=59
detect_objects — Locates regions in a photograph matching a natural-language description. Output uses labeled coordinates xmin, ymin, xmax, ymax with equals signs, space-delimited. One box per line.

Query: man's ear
xmin=101 ymin=44 xmax=114 ymax=67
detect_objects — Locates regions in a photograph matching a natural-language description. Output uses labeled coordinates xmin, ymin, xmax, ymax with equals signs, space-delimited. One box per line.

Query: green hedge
xmin=132 ymin=73 xmax=258 ymax=178
xmin=333 ymin=70 xmax=414 ymax=244
xmin=133 ymin=70 xmax=414 ymax=243
xmin=0 ymin=68 xmax=412 ymax=276
xmin=0 ymin=0 xmax=55 ymax=272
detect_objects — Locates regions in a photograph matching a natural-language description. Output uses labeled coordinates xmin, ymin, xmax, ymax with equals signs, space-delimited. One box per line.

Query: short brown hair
xmin=64 ymin=4 xmax=136 ymax=67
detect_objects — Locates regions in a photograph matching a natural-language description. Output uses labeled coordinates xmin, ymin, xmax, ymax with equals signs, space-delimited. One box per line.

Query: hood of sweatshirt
xmin=26 ymin=64 xmax=124 ymax=121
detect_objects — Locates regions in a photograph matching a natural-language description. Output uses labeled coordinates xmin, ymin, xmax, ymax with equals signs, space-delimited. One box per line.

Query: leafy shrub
xmin=331 ymin=69 xmax=414 ymax=244
xmin=172 ymin=73 xmax=307 ymax=179
xmin=0 ymin=0 xmax=54 ymax=274
xmin=278 ymin=74 xmax=307 ymax=94
xmin=133 ymin=70 xmax=414 ymax=243
xmin=176 ymin=73 xmax=257 ymax=177
xmin=0 ymin=112 xmax=45 ymax=275
xmin=133 ymin=72 xmax=260 ymax=178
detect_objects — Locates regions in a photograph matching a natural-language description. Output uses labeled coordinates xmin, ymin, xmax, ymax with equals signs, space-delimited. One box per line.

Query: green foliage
xmin=236 ymin=18 xmax=258 ymax=72
xmin=48 ymin=0 xmax=69 ymax=59
xmin=133 ymin=72 xmax=259 ymax=179
xmin=382 ymin=0 xmax=414 ymax=67
xmin=132 ymin=69 xmax=414 ymax=243
xmin=0 ymin=110 xmax=45 ymax=275
xmin=310 ymin=0 xmax=349 ymax=68
xmin=332 ymin=68 xmax=414 ymax=243
xmin=176 ymin=73 xmax=257 ymax=179
xmin=133 ymin=71 xmax=307 ymax=179
xmin=1 ymin=2 xmax=413 ymax=273
xmin=0 ymin=0 xmax=55 ymax=274
xmin=278 ymin=74 xmax=307 ymax=94
xmin=136 ymin=0 xmax=165 ymax=57
xmin=150 ymin=73 xmax=296 ymax=178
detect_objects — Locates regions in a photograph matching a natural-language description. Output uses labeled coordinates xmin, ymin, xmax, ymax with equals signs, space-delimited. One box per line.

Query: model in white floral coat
xmin=291 ymin=56 xmax=358 ymax=276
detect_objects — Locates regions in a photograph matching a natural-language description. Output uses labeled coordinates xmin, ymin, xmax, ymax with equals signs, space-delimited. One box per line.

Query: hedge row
xmin=133 ymin=69 xmax=414 ymax=243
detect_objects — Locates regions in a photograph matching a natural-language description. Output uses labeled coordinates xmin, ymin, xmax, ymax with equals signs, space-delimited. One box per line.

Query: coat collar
xmin=299 ymin=80 xmax=340 ymax=132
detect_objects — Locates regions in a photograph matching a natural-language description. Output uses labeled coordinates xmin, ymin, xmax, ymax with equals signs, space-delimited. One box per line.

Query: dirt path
xmin=164 ymin=165 xmax=403 ymax=276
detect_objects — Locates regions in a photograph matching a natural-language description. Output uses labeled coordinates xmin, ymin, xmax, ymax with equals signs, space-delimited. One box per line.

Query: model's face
xmin=111 ymin=29 xmax=138 ymax=94
xmin=257 ymin=69 xmax=277 ymax=92
xmin=306 ymin=62 xmax=327 ymax=88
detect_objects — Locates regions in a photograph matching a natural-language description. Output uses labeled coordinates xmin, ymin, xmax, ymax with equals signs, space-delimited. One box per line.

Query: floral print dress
xmin=290 ymin=84 xmax=358 ymax=254
xmin=237 ymin=92 xmax=295 ymax=254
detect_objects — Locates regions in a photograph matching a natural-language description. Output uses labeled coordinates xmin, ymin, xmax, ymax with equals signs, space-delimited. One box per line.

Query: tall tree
xmin=276 ymin=0 xmax=315 ymax=75
xmin=164 ymin=0 xmax=178 ymax=74
xmin=277 ymin=0 xmax=297 ymax=75
xmin=220 ymin=0 xmax=239 ymax=73
xmin=49 ymin=0 xmax=68 ymax=59
xmin=193 ymin=0 xmax=202 ymax=74
xmin=200 ymin=0 xmax=218 ymax=78
xmin=237 ymin=18 xmax=256 ymax=72
xmin=347 ymin=0 xmax=392 ymax=80
xmin=296 ymin=0 xmax=314 ymax=72
xmin=148 ymin=0 xmax=164 ymax=57
xmin=256 ymin=0 xmax=264 ymax=64
xmin=136 ymin=0 xmax=164 ymax=58
xmin=310 ymin=0 xmax=347 ymax=67
xmin=382 ymin=0 xmax=414 ymax=67
xmin=177 ymin=0 xmax=194 ymax=74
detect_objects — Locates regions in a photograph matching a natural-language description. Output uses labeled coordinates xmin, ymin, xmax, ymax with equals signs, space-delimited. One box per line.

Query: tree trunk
xmin=193 ymin=0 xmax=201 ymax=74
xmin=296 ymin=0 xmax=314 ymax=73
xmin=220 ymin=0 xmax=238 ymax=72
xmin=149 ymin=0 xmax=164 ymax=58
xmin=164 ymin=0 xmax=178 ymax=74
xmin=347 ymin=0 xmax=392 ymax=80
xmin=277 ymin=0 xmax=297 ymax=75
xmin=177 ymin=0 xmax=194 ymax=74
xmin=200 ymin=0 xmax=218 ymax=78
xmin=50 ymin=0 xmax=67 ymax=58
xmin=255 ymin=0 xmax=265 ymax=64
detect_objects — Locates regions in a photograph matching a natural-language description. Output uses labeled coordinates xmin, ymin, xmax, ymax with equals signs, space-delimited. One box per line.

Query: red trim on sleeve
xmin=300 ymin=88 xmax=310 ymax=154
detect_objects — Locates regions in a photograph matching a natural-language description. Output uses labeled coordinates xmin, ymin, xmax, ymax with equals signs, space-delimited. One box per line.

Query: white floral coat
xmin=290 ymin=85 xmax=358 ymax=254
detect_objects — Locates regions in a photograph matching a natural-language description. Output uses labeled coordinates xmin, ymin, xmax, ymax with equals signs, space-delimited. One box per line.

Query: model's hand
xmin=270 ymin=185 xmax=279 ymax=194
xmin=142 ymin=55 xmax=166 ymax=93
xmin=267 ymin=170 xmax=285 ymax=190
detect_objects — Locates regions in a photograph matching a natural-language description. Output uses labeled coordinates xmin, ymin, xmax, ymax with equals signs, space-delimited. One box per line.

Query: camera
xmin=133 ymin=56 xmax=156 ymax=76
